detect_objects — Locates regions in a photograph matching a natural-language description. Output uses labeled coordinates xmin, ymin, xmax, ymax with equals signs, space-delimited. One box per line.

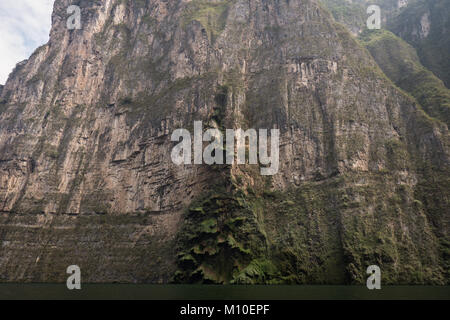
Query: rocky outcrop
xmin=0 ymin=0 xmax=448 ymax=284
xmin=360 ymin=29 xmax=450 ymax=126
xmin=388 ymin=0 xmax=450 ymax=88
xmin=321 ymin=0 xmax=411 ymax=36
xmin=322 ymin=0 xmax=450 ymax=88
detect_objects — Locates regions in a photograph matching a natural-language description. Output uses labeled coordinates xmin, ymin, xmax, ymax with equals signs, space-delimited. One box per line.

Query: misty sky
xmin=0 ymin=0 xmax=55 ymax=84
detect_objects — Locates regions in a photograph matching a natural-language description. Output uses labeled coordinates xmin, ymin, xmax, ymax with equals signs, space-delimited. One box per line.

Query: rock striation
xmin=0 ymin=0 xmax=448 ymax=284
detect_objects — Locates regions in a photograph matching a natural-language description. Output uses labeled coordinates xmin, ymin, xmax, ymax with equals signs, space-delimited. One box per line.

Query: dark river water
xmin=0 ymin=285 xmax=449 ymax=300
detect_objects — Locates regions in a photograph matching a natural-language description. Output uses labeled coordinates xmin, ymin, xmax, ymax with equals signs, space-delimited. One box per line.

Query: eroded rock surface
xmin=0 ymin=0 xmax=448 ymax=284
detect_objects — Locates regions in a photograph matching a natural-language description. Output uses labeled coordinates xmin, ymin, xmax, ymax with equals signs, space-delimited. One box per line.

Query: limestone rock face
xmin=388 ymin=0 xmax=450 ymax=88
xmin=0 ymin=0 xmax=448 ymax=284
xmin=322 ymin=0 xmax=450 ymax=88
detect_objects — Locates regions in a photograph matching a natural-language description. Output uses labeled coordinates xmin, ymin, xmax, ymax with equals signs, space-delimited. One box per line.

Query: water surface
xmin=0 ymin=284 xmax=449 ymax=300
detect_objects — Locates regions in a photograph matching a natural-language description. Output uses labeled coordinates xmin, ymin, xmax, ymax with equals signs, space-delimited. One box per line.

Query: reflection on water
xmin=0 ymin=285 xmax=449 ymax=300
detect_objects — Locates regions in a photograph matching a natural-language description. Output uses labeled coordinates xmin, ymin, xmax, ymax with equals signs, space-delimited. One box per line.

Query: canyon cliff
xmin=0 ymin=0 xmax=448 ymax=284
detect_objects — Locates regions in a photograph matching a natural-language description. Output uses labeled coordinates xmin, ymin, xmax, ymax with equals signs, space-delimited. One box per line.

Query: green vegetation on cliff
xmin=182 ymin=0 xmax=235 ymax=43
xmin=360 ymin=29 xmax=450 ymax=126
xmin=388 ymin=0 xmax=450 ymax=88
xmin=175 ymin=170 xmax=446 ymax=284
